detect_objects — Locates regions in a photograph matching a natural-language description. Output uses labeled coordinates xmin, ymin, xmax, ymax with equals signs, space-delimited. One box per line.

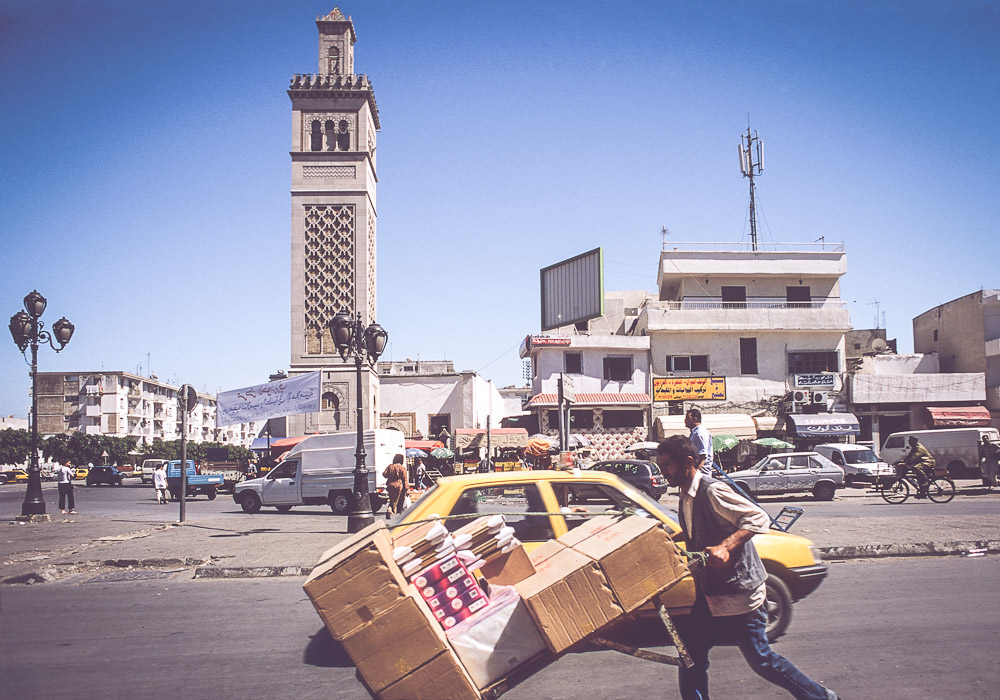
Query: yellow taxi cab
xmin=400 ymin=469 xmax=827 ymax=640
xmin=73 ymin=467 xmax=89 ymax=480
xmin=1 ymin=469 xmax=29 ymax=484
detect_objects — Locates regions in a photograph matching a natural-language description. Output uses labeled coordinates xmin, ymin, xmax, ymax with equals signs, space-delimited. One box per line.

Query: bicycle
xmin=878 ymin=464 xmax=956 ymax=504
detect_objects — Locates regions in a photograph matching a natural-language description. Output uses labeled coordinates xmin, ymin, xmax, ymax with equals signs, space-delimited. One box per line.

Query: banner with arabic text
xmin=216 ymin=372 xmax=321 ymax=426
xmin=652 ymin=376 xmax=726 ymax=402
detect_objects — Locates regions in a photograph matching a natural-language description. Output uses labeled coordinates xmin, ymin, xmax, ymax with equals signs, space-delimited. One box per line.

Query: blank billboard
xmin=540 ymin=248 xmax=604 ymax=331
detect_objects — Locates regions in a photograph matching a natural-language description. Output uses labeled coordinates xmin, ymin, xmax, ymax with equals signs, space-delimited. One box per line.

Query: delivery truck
xmin=880 ymin=427 xmax=1000 ymax=482
xmin=233 ymin=429 xmax=406 ymax=514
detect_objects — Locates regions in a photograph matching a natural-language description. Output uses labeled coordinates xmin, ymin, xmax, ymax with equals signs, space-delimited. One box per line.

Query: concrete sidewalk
xmin=3 ymin=487 xmax=999 ymax=585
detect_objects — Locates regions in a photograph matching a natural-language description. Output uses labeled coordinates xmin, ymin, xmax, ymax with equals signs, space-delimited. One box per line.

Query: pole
xmin=485 ymin=416 xmax=492 ymax=473
xmin=21 ymin=340 xmax=45 ymax=516
xmin=347 ymin=318 xmax=374 ymax=533
xmin=179 ymin=404 xmax=187 ymax=523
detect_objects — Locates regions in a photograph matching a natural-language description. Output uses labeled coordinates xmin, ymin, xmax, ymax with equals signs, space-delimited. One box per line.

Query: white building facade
xmin=33 ymin=372 xmax=259 ymax=447
xmin=377 ymin=360 xmax=506 ymax=439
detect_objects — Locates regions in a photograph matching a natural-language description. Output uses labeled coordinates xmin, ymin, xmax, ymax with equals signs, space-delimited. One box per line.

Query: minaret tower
xmin=287 ymin=8 xmax=381 ymax=436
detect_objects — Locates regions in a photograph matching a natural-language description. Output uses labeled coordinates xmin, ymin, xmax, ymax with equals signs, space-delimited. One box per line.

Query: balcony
xmin=644 ymin=300 xmax=850 ymax=332
xmin=986 ymin=338 xmax=1000 ymax=358
xmin=85 ymin=404 xmax=101 ymax=417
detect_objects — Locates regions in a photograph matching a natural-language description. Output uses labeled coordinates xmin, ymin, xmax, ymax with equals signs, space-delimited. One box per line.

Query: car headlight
xmin=858 ymin=468 xmax=872 ymax=474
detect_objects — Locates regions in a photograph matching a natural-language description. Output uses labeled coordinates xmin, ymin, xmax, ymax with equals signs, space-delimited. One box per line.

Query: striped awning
xmin=924 ymin=406 xmax=991 ymax=428
xmin=526 ymin=393 xmax=651 ymax=407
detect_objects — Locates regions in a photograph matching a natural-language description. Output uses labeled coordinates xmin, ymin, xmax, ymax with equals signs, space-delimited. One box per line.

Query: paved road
xmin=2 ymin=556 xmax=996 ymax=699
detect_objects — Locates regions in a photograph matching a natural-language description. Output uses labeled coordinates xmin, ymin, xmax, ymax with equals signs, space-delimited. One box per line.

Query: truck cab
xmin=165 ymin=460 xmax=223 ymax=500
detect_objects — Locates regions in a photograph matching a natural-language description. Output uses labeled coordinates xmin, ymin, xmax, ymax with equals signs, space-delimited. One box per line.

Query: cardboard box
xmin=555 ymin=515 xmax=619 ymax=549
xmin=447 ymin=587 xmax=547 ymax=690
xmin=341 ymin=592 xmax=449 ymax=693
xmin=303 ymin=523 xmax=408 ymax=641
xmin=477 ymin=544 xmax=535 ymax=586
xmin=565 ymin=515 xmax=689 ymax=613
xmin=378 ymin=648 xmax=481 ymax=700
xmin=526 ymin=538 xmax=566 ymax=569
xmin=514 ymin=547 xmax=623 ymax=653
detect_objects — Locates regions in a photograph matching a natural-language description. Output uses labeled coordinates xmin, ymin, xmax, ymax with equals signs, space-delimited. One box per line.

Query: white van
xmin=139 ymin=459 xmax=168 ymax=484
xmin=233 ymin=429 xmax=406 ymax=514
xmin=813 ymin=444 xmax=894 ymax=485
xmin=880 ymin=428 xmax=1000 ymax=481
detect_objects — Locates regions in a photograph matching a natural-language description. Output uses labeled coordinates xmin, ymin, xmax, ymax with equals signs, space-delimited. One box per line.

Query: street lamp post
xmin=329 ymin=310 xmax=387 ymax=534
xmin=8 ymin=291 xmax=75 ymax=519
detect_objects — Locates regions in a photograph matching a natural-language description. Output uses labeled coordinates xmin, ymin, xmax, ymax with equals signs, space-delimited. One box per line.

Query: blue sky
xmin=1 ymin=0 xmax=997 ymax=419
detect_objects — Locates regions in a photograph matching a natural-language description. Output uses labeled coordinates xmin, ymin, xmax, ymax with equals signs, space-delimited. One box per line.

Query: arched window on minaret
xmin=336 ymin=119 xmax=351 ymax=151
xmin=325 ymin=120 xmax=337 ymax=151
xmin=310 ymin=121 xmax=323 ymax=151
xmin=327 ymin=46 xmax=340 ymax=75
xmin=322 ymin=391 xmax=341 ymax=429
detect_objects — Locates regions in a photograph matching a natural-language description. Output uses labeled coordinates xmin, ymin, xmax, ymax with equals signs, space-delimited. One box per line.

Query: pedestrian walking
xmin=55 ymin=461 xmax=77 ymax=514
xmin=383 ymin=453 xmax=409 ymax=519
xmin=153 ymin=462 xmax=168 ymax=504
xmin=686 ymin=408 xmax=714 ymax=475
xmin=980 ymin=435 xmax=999 ymax=488
xmin=656 ymin=435 xmax=837 ymax=700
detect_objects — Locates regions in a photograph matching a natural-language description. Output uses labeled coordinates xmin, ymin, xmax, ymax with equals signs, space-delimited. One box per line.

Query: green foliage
xmin=42 ymin=434 xmax=72 ymax=465
xmin=0 ymin=429 xmax=32 ymax=467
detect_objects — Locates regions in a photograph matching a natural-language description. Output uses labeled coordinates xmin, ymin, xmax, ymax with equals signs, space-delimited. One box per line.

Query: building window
xmin=327 ymin=45 xmax=340 ymax=74
xmin=722 ymin=286 xmax=747 ymax=308
xmin=787 ymin=351 xmax=839 ymax=374
xmin=603 ymin=356 xmax=633 ymax=382
xmin=325 ymin=120 xmax=336 ymax=151
xmin=429 ymin=414 xmax=451 ymax=440
xmin=786 ymin=286 xmax=811 ymax=306
xmin=564 ymin=352 xmax=582 ymax=374
xmin=547 ymin=410 xmax=594 ymax=430
xmin=310 ymin=121 xmax=323 ymax=151
xmin=602 ymin=410 xmax=644 ymax=429
xmin=666 ymin=355 xmax=709 ymax=372
xmin=933 ymin=329 xmax=938 ymax=342
xmin=740 ymin=338 xmax=758 ymax=374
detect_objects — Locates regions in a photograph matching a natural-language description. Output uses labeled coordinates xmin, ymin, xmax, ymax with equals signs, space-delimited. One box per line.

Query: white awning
xmin=654 ymin=414 xmax=757 ymax=440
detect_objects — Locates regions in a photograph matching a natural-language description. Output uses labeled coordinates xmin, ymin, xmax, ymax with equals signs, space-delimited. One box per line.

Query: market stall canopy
xmin=752 ymin=416 xmax=779 ymax=432
xmin=270 ymin=435 xmax=311 ymax=449
xmin=405 ymin=439 xmax=445 ymax=451
xmin=923 ymin=405 xmax=992 ymax=428
xmin=712 ymin=434 xmax=740 ymax=452
xmin=454 ymin=428 xmax=529 ymax=449
xmin=785 ymin=412 xmax=860 ymax=438
xmin=405 ymin=448 xmax=429 ymax=458
xmin=654 ymin=414 xmax=757 ymax=440
xmin=526 ymin=435 xmax=555 ymax=456
xmin=429 ymin=447 xmax=454 ymax=460
xmin=752 ymin=437 xmax=795 ymax=449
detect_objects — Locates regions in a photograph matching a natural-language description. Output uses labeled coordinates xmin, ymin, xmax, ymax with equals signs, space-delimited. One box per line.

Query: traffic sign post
xmin=177 ymin=384 xmax=196 ymax=523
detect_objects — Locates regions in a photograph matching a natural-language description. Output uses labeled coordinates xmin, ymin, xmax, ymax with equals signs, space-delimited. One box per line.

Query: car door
xmin=786 ymin=454 xmax=815 ymax=491
xmin=261 ymin=459 xmax=300 ymax=505
xmin=753 ymin=457 xmax=788 ymax=494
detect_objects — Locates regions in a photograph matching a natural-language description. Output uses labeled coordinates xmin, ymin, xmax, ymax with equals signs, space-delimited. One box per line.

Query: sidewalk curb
xmin=193 ymin=565 xmax=311 ymax=579
xmin=818 ymin=540 xmax=1000 ymax=560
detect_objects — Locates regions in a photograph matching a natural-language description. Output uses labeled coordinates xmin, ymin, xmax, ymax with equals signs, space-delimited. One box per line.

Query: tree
xmin=98 ymin=435 xmax=137 ymax=466
xmin=0 ymin=429 xmax=32 ymax=467
xmin=42 ymin=434 xmax=72 ymax=466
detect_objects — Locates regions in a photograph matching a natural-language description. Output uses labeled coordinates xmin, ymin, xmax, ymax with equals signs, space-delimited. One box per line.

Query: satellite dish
xmin=871 ymin=338 xmax=888 ymax=353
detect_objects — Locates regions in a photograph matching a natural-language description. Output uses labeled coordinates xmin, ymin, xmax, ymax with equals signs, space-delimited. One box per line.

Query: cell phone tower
xmin=739 ymin=125 xmax=764 ymax=251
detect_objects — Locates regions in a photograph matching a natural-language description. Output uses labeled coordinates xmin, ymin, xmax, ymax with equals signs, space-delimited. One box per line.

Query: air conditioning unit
xmin=792 ymin=390 xmax=810 ymax=403
xmin=780 ymin=400 xmax=797 ymax=415
xmin=811 ymin=391 xmax=827 ymax=404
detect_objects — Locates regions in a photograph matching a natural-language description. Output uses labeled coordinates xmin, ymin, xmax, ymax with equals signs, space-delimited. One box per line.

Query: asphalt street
xmin=2 ymin=556 xmax=997 ymax=699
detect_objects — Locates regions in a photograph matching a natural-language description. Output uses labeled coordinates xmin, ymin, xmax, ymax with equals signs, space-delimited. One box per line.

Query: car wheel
xmin=812 ymin=482 xmax=836 ymax=501
xmin=240 ymin=492 xmax=262 ymax=514
xmin=764 ymin=574 xmax=793 ymax=642
xmin=206 ymin=487 xmax=217 ymax=501
xmin=275 ymin=505 xmax=293 ymax=513
xmin=733 ymin=482 xmax=754 ymax=501
xmin=844 ymin=474 xmax=855 ymax=486
xmin=330 ymin=491 xmax=351 ymax=514
xmin=370 ymin=495 xmax=385 ymax=513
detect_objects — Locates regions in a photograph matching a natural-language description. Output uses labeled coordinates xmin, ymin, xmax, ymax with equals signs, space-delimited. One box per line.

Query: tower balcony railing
xmin=661 ymin=300 xmax=846 ymax=311
xmin=289 ymin=73 xmax=371 ymax=90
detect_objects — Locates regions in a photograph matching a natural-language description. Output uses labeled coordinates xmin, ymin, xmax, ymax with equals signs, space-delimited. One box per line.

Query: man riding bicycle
xmin=898 ymin=436 xmax=936 ymax=495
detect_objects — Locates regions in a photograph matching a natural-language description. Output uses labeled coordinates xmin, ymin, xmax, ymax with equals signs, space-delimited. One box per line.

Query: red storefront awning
xmin=924 ymin=406 xmax=992 ymax=428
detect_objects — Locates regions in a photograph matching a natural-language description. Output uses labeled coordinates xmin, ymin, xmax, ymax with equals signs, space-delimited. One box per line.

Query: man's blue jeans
xmin=674 ymin=594 xmax=829 ymax=700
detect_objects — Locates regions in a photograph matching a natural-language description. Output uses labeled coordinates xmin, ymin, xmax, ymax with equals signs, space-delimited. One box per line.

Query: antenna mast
xmin=738 ymin=124 xmax=764 ymax=251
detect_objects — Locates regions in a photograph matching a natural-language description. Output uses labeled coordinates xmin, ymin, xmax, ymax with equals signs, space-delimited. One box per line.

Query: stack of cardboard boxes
xmin=304 ymin=514 xmax=688 ymax=699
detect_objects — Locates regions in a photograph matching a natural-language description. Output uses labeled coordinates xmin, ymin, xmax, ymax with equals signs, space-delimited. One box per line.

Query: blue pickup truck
xmin=166 ymin=460 xmax=224 ymax=501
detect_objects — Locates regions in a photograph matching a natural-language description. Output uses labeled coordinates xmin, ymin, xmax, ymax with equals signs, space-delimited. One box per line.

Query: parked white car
xmin=813 ymin=443 xmax=894 ymax=485
xmin=728 ymin=452 xmax=844 ymax=501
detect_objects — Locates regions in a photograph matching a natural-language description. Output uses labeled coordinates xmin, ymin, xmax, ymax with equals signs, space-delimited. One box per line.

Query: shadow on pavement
xmin=303 ymin=626 xmax=354 ymax=668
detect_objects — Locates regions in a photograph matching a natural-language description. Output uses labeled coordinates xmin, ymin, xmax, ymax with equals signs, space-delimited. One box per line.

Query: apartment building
xmin=913 ymin=289 xmax=1000 ymax=428
xmin=33 ymin=371 xmax=259 ymax=447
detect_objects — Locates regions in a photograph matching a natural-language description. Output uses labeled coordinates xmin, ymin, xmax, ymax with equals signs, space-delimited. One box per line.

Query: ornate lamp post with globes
xmin=329 ymin=310 xmax=387 ymax=533
xmin=8 ymin=291 xmax=75 ymax=519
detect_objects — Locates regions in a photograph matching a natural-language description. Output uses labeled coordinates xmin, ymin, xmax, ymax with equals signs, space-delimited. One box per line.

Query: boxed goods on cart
xmin=304 ymin=512 xmax=689 ymax=699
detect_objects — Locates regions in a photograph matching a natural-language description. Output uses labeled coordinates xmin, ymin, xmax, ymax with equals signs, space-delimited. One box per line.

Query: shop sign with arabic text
xmin=653 ymin=376 xmax=726 ymax=401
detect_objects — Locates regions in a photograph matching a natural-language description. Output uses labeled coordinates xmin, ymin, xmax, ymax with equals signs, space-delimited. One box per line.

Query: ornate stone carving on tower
xmin=287 ymin=8 xmax=381 ymax=436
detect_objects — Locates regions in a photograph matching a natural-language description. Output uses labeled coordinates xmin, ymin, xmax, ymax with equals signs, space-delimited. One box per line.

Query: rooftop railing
xmin=661 ymin=241 xmax=844 ymax=253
